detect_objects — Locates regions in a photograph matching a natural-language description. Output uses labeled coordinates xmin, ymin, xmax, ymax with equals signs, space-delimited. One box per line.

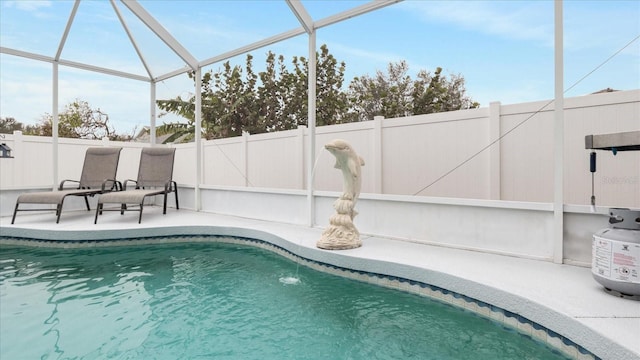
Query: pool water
xmin=0 ymin=242 xmax=569 ymax=360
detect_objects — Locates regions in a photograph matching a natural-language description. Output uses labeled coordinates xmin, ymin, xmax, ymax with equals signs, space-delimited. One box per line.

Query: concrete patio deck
xmin=1 ymin=207 xmax=638 ymax=360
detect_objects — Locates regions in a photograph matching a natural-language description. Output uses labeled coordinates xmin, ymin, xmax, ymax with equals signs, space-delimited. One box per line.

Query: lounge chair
xmin=11 ymin=147 xmax=122 ymax=224
xmin=95 ymin=147 xmax=178 ymax=224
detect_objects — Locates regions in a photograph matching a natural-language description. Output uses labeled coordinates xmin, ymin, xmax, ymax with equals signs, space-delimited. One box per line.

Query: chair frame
xmin=11 ymin=147 xmax=122 ymax=224
xmin=95 ymin=147 xmax=178 ymax=224
xmin=95 ymin=180 xmax=179 ymax=224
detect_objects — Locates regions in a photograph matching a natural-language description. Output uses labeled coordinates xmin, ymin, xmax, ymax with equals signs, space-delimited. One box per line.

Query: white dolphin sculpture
xmin=318 ymin=139 xmax=365 ymax=250
xmin=324 ymin=139 xmax=365 ymax=211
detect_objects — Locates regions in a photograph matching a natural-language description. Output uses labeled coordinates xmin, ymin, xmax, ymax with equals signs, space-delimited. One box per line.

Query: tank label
xmin=592 ymin=235 xmax=640 ymax=284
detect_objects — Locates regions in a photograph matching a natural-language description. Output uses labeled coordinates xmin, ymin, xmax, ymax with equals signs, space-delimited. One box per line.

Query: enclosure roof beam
xmin=55 ymin=0 xmax=80 ymax=61
xmin=59 ymin=58 xmax=151 ymax=82
xmin=154 ymin=66 xmax=193 ymax=83
xmin=121 ymin=0 xmax=199 ymax=71
xmin=151 ymin=1 xmax=402 ymax=81
xmin=1 ymin=47 xmax=52 ymax=63
xmin=1 ymin=47 xmax=150 ymax=82
xmin=199 ymin=27 xmax=306 ymax=69
xmin=315 ymin=0 xmax=402 ymax=29
xmin=286 ymin=0 xmax=314 ymax=34
xmin=111 ymin=0 xmax=154 ymax=79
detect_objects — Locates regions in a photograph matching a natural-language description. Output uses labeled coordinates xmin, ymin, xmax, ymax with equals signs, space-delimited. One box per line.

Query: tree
xmin=15 ymin=100 xmax=134 ymax=140
xmin=257 ymin=52 xmax=292 ymax=132
xmin=28 ymin=100 xmax=115 ymax=139
xmin=315 ymin=44 xmax=351 ymax=126
xmin=154 ymin=92 xmax=200 ymax=143
xmin=0 ymin=117 xmax=24 ymax=133
xmin=346 ymin=61 xmax=413 ymax=120
xmin=212 ymin=55 xmax=259 ymax=137
xmin=156 ymin=44 xmax=350 ymax=141
xmin=1 ymin=116 xmax=56 ymax=136
xmin=156 ymin=47 xmax=479 ymax=140
xmin=254 ymin=45 xmax=348 ymax=130
xmin=156 ymin=56 xmax=261 ymax=141
xmin=412 ymin=67 xmax=479 ymax=114
xmin=347 ymin=61 xmax=478 ymax=121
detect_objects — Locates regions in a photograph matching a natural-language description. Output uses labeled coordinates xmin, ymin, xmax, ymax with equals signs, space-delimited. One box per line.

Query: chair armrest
xmin=123 ymin=179 xmax=139 ymax=189
xmin=59 ymin=179 xmax=81 ymax=190
xmin=100 ymin=179 xmax=122 ymax=191
xmin=164 ymin=180 xmax=177 ymax=192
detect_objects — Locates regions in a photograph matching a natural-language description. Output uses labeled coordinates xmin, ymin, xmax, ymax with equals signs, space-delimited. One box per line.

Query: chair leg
xmin=55 ymin=201 xmax=64 ymax=224
xmin=174 ymin=183 xmax=179 ymax=210
xmin=94 ymin=203 xmax=102 ymax=224
xmin=163 ymin=193 xmax=168 ymax=214
xmin=84 ymin=196 xmax=91 ymax=211
xmin=120 ymin=204 xmax=126 ymax=215
xmin=11 ymin=203 xmax=19 ymax=224
xmin=138 ymin=203 xmax=144 ymax=224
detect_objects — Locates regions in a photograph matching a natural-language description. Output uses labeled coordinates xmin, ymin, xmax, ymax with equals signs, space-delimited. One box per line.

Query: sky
xmin=1 ymin=0 xmax=639 ymax=136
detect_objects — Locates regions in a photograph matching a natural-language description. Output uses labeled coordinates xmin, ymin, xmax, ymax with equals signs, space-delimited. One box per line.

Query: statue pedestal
xmin=317 ymin=197 xmax=362 ymax=250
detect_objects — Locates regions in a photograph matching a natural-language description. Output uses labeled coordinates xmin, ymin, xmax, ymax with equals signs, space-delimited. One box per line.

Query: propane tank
xmin=592 ymin=208 xmax=640 ymax=298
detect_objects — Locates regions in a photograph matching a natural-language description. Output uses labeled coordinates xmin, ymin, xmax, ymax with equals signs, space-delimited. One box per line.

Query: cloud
xmin=400 ymin=1 xmax=553 ymax=45
xmin=563 ymin=4 xmax=640 ymax=52
xmin=3 ymin=0 xmax=52 ymax=12
xmin=330 ymin=43 xmax=403 ymax=66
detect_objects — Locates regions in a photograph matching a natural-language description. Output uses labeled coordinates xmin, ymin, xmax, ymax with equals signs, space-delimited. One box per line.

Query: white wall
xmin=0 ymin=184 xmax=611 ymax=267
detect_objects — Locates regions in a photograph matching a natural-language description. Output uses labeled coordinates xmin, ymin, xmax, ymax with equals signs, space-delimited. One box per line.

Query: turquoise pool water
xmin=0 ymin=242 xmax=569 ymax=359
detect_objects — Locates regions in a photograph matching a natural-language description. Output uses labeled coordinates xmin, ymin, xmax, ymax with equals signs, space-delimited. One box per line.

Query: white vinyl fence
xmin=1 ymin=89 xmax=638 ymax=208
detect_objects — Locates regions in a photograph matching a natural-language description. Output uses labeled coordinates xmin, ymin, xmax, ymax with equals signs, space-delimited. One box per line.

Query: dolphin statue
xmin=324 ymin=139 xmax=365 ymax=205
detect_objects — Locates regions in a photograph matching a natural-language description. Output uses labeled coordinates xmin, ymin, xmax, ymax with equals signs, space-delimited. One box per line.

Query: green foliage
xmin=348 ymin=62 xmax=479 ymax=121
xmin=156 ymin=44 xmax=352 ymax=142
xmin=0 ymin=116 xmax=42 ymax=135
xmin=16 ymin=100 xmax=132 ymax=140
xmin=25 ymin=100 xmax=113 ymax=139
xmin=0 ymin=117 xmax=24 ymax=133
xmin=412 ymin=67 xmax=480 ymax=114
xmin=315 ymin=45 xmax=350 ymax=126
xmin=156 ymin=45 xmax=479 ymax=141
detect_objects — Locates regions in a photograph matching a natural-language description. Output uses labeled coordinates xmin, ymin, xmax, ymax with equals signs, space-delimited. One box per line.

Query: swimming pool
xmin=0 ymin=242 xmax=570 ymax=359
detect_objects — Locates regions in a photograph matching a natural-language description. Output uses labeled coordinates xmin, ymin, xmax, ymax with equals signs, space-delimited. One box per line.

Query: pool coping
xmin=1 ymin=210 xmax=639 ymax=360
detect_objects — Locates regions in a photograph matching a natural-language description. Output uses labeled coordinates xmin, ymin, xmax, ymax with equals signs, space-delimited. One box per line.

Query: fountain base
xmin=317 ymin=198 xmax=362 ymax=250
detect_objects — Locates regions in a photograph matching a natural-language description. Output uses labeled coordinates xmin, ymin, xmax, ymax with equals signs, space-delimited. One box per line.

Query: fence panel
xmin=247 ymin=131 xmax=304 ymax=189
xmin=381 ymin=113 xmax=490 ymax=198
